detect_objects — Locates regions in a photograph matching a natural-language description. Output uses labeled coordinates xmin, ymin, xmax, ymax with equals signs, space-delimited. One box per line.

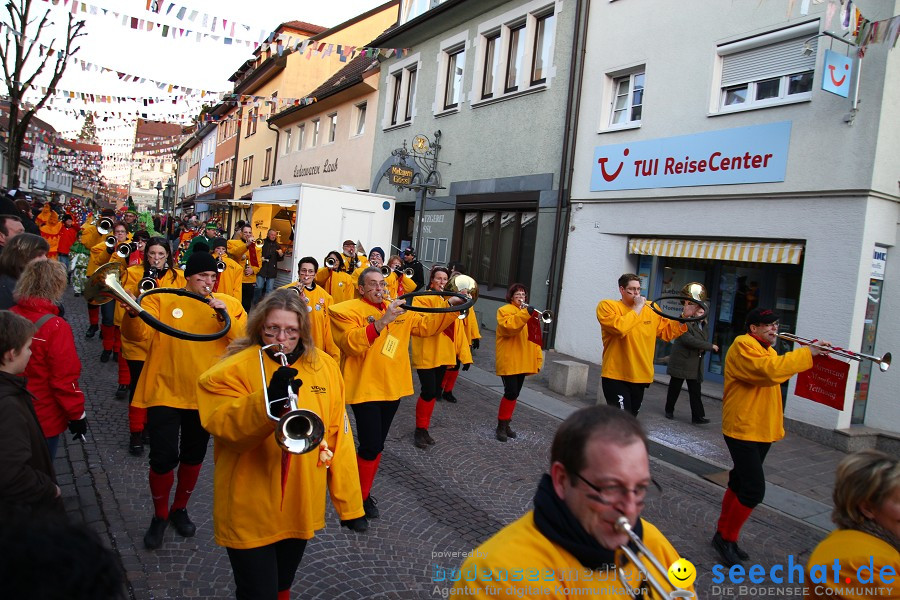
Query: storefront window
xmin=457 ymin=208 xmax=537 ymax=295
xmin=853 ymin=277 xmax=884 ymax=423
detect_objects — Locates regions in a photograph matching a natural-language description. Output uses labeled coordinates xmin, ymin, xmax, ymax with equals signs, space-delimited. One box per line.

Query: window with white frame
xmin=284 ymin=128 xmax=292 ymax=155
xmin=353 ymin=103 xmax=367 ymax=136
xmin=473 ymin=2 xmax=558 ymax=104
xmin=311 ymin=119 xmax=320 ymax=147
xmin=327 ymin=113 xmax=338 ymax=143
xmin=716 ymin=21 xmax=818 ymax=113
xmin=297 ymin=124 xmax=305 ymax=150
xmin=443 ymin=46 xmax=465 ymax=110
xmin=384 ymin=54 xmax=420 ymax=129
xmin=263 ymin=147 xmax=271 ymax=181
xmin=608 ymin=69 xmax=644 ymax=128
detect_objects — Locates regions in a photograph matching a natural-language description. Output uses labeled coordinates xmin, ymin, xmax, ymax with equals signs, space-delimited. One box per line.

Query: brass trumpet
xmin=116 ymin=242 xmax=136 ymax=259
xmin=216 ymin=260 xmax=226 ymax=273
xmin=777 ymin=333 xmax=891 ymax=372
xmin=324 ymin=256 xmax=339 ymax=270
xmin=380 ymin=265 xmax=392 ymax=278
xmin=614 ymin=517 xmax=692 ymax=599
xmin=96 ymin=217 xmax=113 ymax=235
xmin=138 ymin=267 xmax=159 ymax=293
xmin=259 ymin=343 xmax=326 ymax=455
xmin=522 ymin=303 xmax=553 ymax=324
xmin=105 ymin=235 xmax=117 ymax=250
xmin=254 ymin=238 xmax=265 ymax=249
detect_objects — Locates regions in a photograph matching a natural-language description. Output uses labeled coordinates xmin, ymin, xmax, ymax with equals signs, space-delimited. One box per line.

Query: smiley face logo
xmin=828 ymin=62 xmax=849 ymax=87
xmin=667 ymin=558 xmax=696 ymax=589
xmin=597 ymin=148 xmax=630 ymax=182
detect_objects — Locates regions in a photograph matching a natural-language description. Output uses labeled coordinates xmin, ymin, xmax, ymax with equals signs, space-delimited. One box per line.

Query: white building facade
xmin=555 ymin=0 xmax=900 ymax=438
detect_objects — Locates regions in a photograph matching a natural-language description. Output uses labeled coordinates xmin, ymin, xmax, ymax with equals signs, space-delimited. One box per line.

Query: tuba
xmin=259 ymin=343 xmax=326 ymax=454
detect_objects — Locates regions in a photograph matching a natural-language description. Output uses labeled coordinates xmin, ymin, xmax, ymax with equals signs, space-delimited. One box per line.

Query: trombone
xmin=776 ymin=333 xmax=891 ymax=372
xmin=614 ymin=517 xmax=691 ymax=599
xmin=522 ymin=303 xmax=553 ymax=324
xmin=259 ymin=343 xmax=326 ymax=454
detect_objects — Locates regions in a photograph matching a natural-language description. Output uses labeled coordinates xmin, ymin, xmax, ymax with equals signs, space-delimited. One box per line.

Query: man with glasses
xmin=711 ymin=307 xmax=824 ymax=567
xmin=454 ymin=406 xmax=690 ymax=597
xmin=597 ymin=273 xmax=694 ymax=416
xmin=329 ymin=267 xmax=462 ymax=520
xmin=282 ymin=256 xmax=340 ymax=361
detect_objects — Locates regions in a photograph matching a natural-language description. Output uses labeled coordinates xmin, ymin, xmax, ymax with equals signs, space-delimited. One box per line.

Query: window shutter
xmin=721 ymin=36 xmax=817 ymax=86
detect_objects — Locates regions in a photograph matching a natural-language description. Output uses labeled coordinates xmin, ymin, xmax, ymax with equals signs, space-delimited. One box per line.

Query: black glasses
xmin=573 ymin=473 xmax=661 ymax=505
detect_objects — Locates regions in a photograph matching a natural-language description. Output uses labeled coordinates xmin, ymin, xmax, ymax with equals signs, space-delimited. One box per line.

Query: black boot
xmin=414 ymin=428 xmax=430 ymax=449
xmin=100 ymin=349 xmax=112 ymax=363
xmin=442 ymin=390 xmax=458 ymax=403
xmin=115 ymin=384 xmax=129 ymax=400
xmin=169 ymin=508 xmax=196 ymax=537
xmin=143 ymin=516 xmax=168 ymax=550
xmin=496 ymin=420 xmax=509 ymax=442
xmin=129 ymin=432 xmax=144 ymax=456
xmin=85 ymin=324 xmax=98 ymax=339
xmin=505 ymin=420 xmax=517 ymax=439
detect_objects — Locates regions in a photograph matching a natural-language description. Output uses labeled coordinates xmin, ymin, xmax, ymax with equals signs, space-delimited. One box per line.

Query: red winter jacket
xmin=57 ymin=225 xmax=78 ymax=255
xmin=10 ymin=297 xmax=85 ymax=438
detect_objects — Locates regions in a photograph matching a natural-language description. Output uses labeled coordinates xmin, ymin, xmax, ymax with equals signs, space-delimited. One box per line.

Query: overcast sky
xmin=6 ymin=0 xmax=389 ymax=137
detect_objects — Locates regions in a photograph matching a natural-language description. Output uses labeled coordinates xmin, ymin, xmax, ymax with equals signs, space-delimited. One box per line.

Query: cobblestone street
xmin=58 ymin=289 xmax=829 ymax=599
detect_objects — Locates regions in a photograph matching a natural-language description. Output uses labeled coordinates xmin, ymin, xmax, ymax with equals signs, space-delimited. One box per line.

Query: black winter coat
xmin=0 ymin=371 xmax=64 ymax=517
xmin=258 ymin=239 xmax=283 ymax=278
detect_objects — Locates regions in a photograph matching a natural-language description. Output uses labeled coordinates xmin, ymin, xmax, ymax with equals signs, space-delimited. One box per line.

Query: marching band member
xmin=315 ymin=250 xmax=356 ymax=304
xmin=329 ymin=268 xmax=462 ymax=519
xmin=119 ymin=238 xmax=185 ymax=456
xmin=350 ymin=246 xmax=386 ymax=295
xmin=197 ymin=289 xmax=365 ymax=599
xmin=494 ymin=283 xmax=544 ymax=442
xmin=454 ymin=406 xmax=690 ymax=598
xmin=121 ymin=251 xmax=246 ymax=550
xmin=281 ymin=257 xmax=340 ymax=362
xmin=88 ymin=222 xmax=130 ymax=364
xmin=227 ymin=224 xmax=263 ymax=313
xmin=805 ymin=450 xmax=900 ymax=600
xmin=339 ymin=239 xmax=368 ymax=273
xmin=401 ymin=247 xmax=425 ymax=291
xmin=182 ymin=221 xmax=219 ymax=265
xmin=712 ymin=307 xmax=823 ymax=567
xmin=439 ymin=262 xmax=479 ymax=404
xmin=210 ymin=238 xmax=243 ymax=304
xmin=410 ymin=267 xmax=458 ymax=449
xmin=111 ymin=230 xmax=150 ymax=401
xmin=79 ymin=209 xmax=113 ymax=338
xmin=384 ymin=254 xmax=416 ymax=301
xmin=596 ymin=274 xmax=690 ymax=417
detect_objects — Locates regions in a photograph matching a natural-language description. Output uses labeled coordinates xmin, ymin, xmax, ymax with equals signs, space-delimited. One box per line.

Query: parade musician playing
xmin=197 ymin=289 xmax=365 ymax=599
xmin=454 ymin=406 xmax=691 ymax=598
xmin=329 ymin=267 xmax=463 ymax=519
xmin=121 ymin=251 xmax=247 ymax=550
xmin=227 ymin=224 xmax=262 ymax=314
xmin=281 ymin=256 xmax=340 ymax=362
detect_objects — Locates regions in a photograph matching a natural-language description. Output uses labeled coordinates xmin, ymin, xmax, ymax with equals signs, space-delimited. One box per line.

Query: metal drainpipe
xmin=267 ymin=120 xmax=281 ymax=188
xmin=546 ymin=0 xmax=589 ymax=348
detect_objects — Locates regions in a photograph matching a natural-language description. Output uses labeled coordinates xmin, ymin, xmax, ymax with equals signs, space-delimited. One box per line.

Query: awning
xmin=628 ymin=238 xmax=804 ymax=265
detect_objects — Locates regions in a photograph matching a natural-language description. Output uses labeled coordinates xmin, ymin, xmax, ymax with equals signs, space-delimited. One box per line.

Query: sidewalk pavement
xmin=464 ymin=328 xmax=844 ymax=533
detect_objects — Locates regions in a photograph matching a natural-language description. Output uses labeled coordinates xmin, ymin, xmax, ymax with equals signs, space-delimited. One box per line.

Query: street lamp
xmin=154 ymin=180 xmax=163 ymax=214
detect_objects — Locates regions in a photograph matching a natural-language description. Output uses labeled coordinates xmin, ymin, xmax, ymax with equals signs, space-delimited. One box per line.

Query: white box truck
xmin=245 ymin=183 xmax=396 ymax=286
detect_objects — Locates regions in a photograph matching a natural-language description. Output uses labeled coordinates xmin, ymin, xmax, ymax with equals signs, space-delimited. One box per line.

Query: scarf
xmin=532 ymin=473 xmax=643 ymax=570
xmin=855 ymin=519 xmax=900 ymax=553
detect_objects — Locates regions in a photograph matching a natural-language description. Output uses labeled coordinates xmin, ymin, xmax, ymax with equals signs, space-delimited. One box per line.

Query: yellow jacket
xmin=80 ymin=222 xmax=102 ymax=251
xmin=87 ymin=238 xmax=128 ymax=277
xmin=315 ymin=267 xmax=357 ymax=304
xmin=596 ymin=300 xmax=686 ymax=384
xmin=118 ymin=266 xmax=185 ymax=360
xmin=495 ymin=303 xmax=543 ymax=376
xmin=411 ymin=294 xmax=457 ymax=370
xmin=121 ymin=292 xmax=246 ymax=410
xmin=329 ymin=298 xmax=457 ymax=404
xmin=805 ymin=529 xmax=900 ymax=600
xmin=385 ymin=270 xmax=416 ymax=300
xmin=340 ymin=253 xmax=368 ymax=272
xmin=197 ymin=345 xmax=363 ymax=549
xmin=465 ymin=310 xmax=481 ymax=343
xmin=453 ymin=512 xmax=690 ymax=599
xmin=214 ymin=255 xmax=244 ymax=304
xmin=226 ymin=239 xmax=262 ymax=284
xmin=454 ymin=316 xmax=473 ymax=365
xmin=279 ymin=282 xmax=340 ymax=362
xmin=722 ymin=334 xmax=813 ymax=443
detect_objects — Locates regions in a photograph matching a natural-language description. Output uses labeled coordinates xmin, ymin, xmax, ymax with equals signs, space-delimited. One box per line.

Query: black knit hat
xmin=184 ymin=251 xmax=218 ymax=277
xmin=211 ymin=237 xmax=227 ymax=251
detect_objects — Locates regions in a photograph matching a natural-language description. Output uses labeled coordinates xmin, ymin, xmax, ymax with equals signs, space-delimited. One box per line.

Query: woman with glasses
xmin=805 ymin=450 xmax=899 ymax=599
xmin=118 ymin=237 xmax=184 ymax=456
xmin=281 ymin=256 xmax=339 ymax=361
xmin=493 ymin=283 xmax=544 ymax=442
xmin=197 ymin=288 xmax=364 ymax=599
xmin=121 ymin=251 xmax=247 ymax=551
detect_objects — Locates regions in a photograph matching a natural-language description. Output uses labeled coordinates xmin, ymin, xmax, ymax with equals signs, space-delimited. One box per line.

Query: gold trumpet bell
xmin=446 ymin=274 xmax=478 ymax=302
xmin=83 ymin=262 xmax=126 ymax=306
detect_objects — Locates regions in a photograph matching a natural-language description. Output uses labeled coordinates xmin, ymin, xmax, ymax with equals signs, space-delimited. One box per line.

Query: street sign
xmin=388 ymin=164 xmax=414 ymax=187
